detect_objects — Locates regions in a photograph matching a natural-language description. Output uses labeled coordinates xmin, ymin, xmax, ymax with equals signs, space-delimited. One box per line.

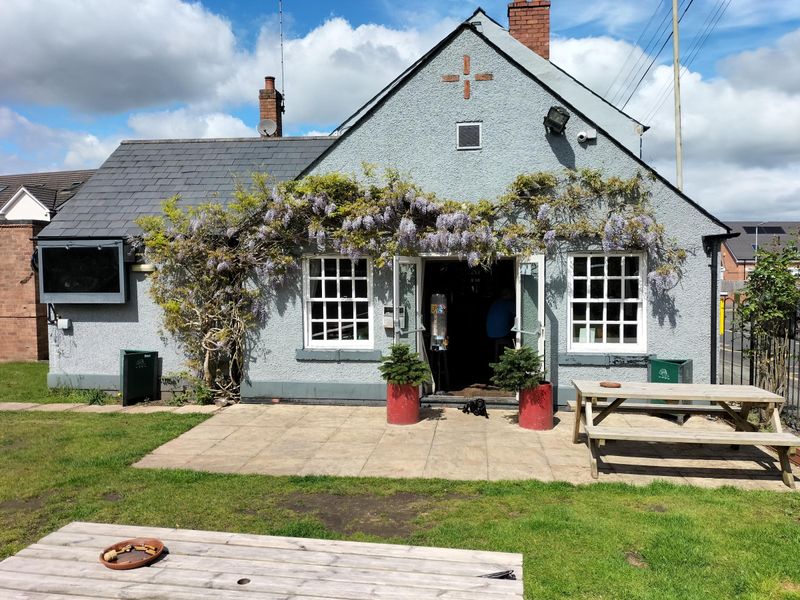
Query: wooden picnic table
xmin=0 ymin=521 xmax=524 ymax=599
xmin=571 ymin=380 xmax=799 ymax=488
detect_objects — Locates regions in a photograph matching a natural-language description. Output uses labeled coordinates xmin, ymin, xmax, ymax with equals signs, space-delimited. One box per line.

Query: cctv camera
xmin=577 ymin=131 xmax=589 ymax=143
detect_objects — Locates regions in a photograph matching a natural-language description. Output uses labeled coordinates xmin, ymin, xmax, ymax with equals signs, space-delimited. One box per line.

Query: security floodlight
xmin=544 ymin=106 xmax=570 ymax=135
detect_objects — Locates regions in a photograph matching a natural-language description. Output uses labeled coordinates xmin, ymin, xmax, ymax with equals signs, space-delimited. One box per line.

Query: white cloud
xmin=62 ymin=134 xmax=121 ymax=170
xmin=720 ymin=28 xmax=800 ymax=94
xmin=0 ymin=0 xmax=239 ymax=113
xmin=209 ymin=16 xmax=455 ymax=128
xmin=0 ymin=106 xmax=118 ymax=173
xmin=662 ymin=160 xmax=800 ymax=220
xmin=128 ymin=109 xmax=253 ymax=139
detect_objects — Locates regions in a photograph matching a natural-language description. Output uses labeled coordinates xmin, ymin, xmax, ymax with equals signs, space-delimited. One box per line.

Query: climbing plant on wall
xmin=136 ymin=167 xmax=686 ymax=402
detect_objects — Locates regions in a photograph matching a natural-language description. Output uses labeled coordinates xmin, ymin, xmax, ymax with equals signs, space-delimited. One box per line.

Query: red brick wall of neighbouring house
xmin=721 ymin=243 xmax=749 ymax=281
xmin=0 ymin=222 xmax=48 ymax=361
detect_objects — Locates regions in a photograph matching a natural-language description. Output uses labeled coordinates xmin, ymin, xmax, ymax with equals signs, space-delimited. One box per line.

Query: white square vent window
xmin=456 ymin=122 xmax=482 ymax=150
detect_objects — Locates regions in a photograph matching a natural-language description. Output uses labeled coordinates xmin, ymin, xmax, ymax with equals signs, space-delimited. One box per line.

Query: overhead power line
xmin=620 ymin=0 xmax=696 ymax=110
xmin=608 ymin=0 xmax=678 ymax=106
xmin=641 ymin=0 xmax=733 ymax=123
xmin=603 ymin=0 xmax=667 ymax=99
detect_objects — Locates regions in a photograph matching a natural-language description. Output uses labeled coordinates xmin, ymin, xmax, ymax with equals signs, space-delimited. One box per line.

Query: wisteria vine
xmin=136 ymin=167 xmax=686 ymax=402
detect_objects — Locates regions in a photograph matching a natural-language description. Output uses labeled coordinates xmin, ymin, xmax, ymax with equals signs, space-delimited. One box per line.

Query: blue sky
xmin=1 ymin=0 xmax=799 ymax=217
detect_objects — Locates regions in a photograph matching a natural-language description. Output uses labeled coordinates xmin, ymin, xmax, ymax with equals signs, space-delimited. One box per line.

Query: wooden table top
xmin=571 ymin=380 xmax=785 ymax=404
xmin=0 ymin=521 xmax=524 ymax=599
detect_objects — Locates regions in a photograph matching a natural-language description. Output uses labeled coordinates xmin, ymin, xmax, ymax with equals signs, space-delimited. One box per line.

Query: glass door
xmin=515 ymin=254 xmax=546 ymax=359
xmin=392 ymin=256 xmax=423 ymax=351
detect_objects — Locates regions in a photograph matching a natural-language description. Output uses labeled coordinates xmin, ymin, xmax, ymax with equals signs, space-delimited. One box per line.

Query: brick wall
xmin=0 ymin=222 xmax=47 ymax=361
xmin=508 ymin=0 xmax=551 ymax=60
xmin=259 ymin=76 xmax=283 ymax=137
xmin=720 ymin=242 xmax=749 ymax=281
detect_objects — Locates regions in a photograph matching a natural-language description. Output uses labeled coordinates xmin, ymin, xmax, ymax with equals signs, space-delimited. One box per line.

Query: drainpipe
xmin=703 ymin=232 xmax=739 ymax=383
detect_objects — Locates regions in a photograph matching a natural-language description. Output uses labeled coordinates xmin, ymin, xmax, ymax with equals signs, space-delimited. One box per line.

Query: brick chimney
xmin=508 ymin=0 xmax=551 ymax=60
xmin=258 ymin=76 xmax=283 ymax=137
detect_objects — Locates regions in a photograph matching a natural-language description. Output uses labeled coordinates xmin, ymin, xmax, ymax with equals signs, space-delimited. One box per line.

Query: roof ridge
xmin=0 ymin=168 xmax=96 ymax=178
xmin=120 ymin=136 xmax=334 ymax=145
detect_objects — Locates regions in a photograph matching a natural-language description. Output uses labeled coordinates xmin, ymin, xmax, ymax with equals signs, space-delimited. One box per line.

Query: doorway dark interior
xmin=422 ymin=259 xmax=515 ymax=395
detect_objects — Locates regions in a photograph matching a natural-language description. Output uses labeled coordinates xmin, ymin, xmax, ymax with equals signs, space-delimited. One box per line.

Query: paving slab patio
xmin=134 ymin=404 xmax=797 ymax=490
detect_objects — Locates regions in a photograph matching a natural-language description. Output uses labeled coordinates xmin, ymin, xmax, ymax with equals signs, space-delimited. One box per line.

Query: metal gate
xmin=718 ymin=296 xmax=800 ymax=430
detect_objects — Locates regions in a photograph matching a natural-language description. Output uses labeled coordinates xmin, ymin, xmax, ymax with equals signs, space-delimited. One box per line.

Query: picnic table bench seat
xmin=566 ymin=400 xmax=728 ymax=415
xmin=584 ymin=425 xmax=799 ymax=447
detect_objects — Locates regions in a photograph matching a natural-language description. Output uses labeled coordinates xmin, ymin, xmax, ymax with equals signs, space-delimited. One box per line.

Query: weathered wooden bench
xmin=0 ymin=521 xmax=524 ymax=599
xmin=567 ymin=400 xmax=728 ymax=416
xmin=571 ymin=380 xmax=800 ymax=488
xmin=584 ymin=424 xmax=799 ymax=487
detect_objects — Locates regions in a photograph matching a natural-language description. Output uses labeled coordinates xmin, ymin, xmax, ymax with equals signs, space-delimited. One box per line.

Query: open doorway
xmin=421 ymin=258 xmax=516 ymax=396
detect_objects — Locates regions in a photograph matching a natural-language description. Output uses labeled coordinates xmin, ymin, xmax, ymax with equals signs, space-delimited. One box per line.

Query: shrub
xmin=490 ymin=346 xmax=544 ymax=392
xmin=379 ymin=344 xmax=430 ymax=386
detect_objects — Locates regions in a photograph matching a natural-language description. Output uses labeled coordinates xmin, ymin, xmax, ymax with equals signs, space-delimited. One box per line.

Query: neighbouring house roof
xmin=0 ymin=169 xmax=95 ymax=216
xmin=724 ymin=221 xmax=800 ymax=262
xmin=38 ymin=137 xmax=336 ymax=239
xmin=334 ymin=9 xmax=645 ymax=151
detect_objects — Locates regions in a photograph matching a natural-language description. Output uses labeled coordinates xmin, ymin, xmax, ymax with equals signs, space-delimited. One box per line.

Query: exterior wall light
xmin=544 ymin=106 xmax=570 ymax=135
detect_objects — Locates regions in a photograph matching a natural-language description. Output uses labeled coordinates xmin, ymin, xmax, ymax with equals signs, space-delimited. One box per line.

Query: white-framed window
xmin=303 ymin=256 xmax=373 ymax=348
xmin=456 ymin=122 xmax=482 ymax=150
xmin=568 ymin=254 xmax=646 ymax=353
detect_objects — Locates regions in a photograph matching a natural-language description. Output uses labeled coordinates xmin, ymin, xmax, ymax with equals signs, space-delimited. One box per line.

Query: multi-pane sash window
xmin=569 ymin=255 xmax=645 ymax=352
xmin=305 ymin=257 xmax=372 ymax=347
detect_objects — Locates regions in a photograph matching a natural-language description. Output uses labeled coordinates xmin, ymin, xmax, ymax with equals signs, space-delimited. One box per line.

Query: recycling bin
xmin=649 ymin=358 xmax=693 ymax=385
xmin=120 ymin=349 xmax=159 ymax=406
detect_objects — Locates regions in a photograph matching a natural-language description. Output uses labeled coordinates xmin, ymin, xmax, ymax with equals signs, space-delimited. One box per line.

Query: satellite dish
xmin=258 ymin=119 xmax=277 ymax=136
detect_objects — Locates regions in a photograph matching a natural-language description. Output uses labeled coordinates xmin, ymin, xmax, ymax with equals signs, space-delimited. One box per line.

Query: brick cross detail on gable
xmin=441 ymin=55 xmax=494 ymax=99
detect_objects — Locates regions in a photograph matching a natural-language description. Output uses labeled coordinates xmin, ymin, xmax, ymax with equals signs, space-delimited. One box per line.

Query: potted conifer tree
xmin=379 ymin=344 xmax=430 ymax=425
xmin=490 ymin=346 xmax=552 ymax=430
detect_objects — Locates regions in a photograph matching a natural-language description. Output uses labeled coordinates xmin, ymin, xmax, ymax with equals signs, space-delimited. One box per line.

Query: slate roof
xmin=724 ymin=221 xmax=800 ymax=262
xmin=0 ymin=169 xmax=95 ymax=215
xmin=334 ymin=9 xmax=644 ymax=153
xmin=38 ymin=137 xmax=335 ymax=239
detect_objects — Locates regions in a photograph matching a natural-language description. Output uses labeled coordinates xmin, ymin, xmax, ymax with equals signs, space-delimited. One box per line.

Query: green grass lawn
xmin=1 ymin=364 xmax=800 ymax=598
xmin=0 ymin=361 xmax=115 ymax=404
xmin=0 ymin=362 xmax=51 ymax=402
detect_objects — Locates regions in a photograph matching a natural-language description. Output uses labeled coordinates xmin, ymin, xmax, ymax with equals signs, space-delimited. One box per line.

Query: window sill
xmin=295 ymin=349 xmax=382 ymax=363
xmin=558 ymin=352 xmax=653 ymax=367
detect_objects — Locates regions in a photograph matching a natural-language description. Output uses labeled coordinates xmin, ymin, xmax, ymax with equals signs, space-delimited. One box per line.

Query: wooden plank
xmin=593 ymin=397 xmax=626 ymax=425
xmin=584 ymin=425 xmax=799 ymax=446
xmin=0 ymin=591 xmax=101 ymax=600
xmin=571 ymin=380 xmax=784 ymax=403
xmin=14 ymin=544 xmax=522 ymax=597
xmin=778 ymin=448 xmax=796 ymax=489
xmin=59 ymin=522 xmax=521 ymax=568
xmin=566 ymin=400 xmax=727 ymax=414
xmin=572 ymin=391 xmax=583 ymax=444
xmin=0 ymin=555 xmax=521 ymax=600
xmin=35 ymin=531 xmax=516 ymax=579
xmin=717 ymin=402 xmax=756 ymax=433
xmin=0 ymin=569 xmax=294 ymax=600
xmin=588 ymin=438 xmax=600 ymax=479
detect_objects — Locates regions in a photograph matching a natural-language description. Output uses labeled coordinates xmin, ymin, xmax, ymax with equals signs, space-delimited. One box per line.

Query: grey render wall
xmin=48 ymin=273 xmax=184 ymax=389
xmin=311 ymin=27 xmax=727 ymax=400
xmin=243 ymin=265 xmax=394 ymax=401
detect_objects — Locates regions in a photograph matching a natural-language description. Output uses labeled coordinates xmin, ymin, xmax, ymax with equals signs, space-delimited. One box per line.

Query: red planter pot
xmin=518 ymin=382 xmax=553 ymax=430
xmin=386 ymin=383 xmax=420 ymax=425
